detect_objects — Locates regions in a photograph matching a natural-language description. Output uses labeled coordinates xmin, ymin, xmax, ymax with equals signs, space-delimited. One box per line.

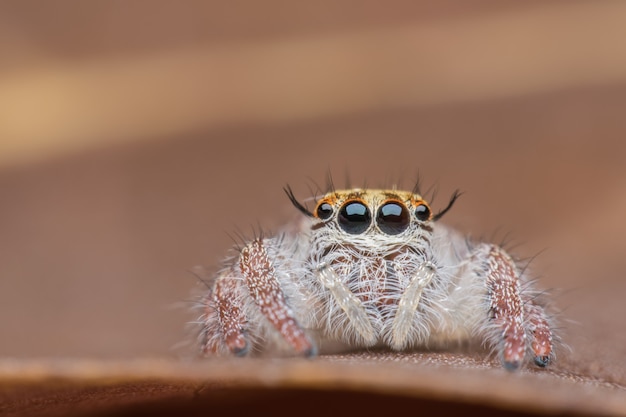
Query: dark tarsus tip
xmin=534 ymin=355 xmax=551 ymax=368
xmin=284 ymin=185 xmax=314 ymax=217
xmin=232 ymin=342 xmax=250 ymax=357
xmin=302 ymin=343 xmax=318 ymax=358
xmin=503 ymin=360 xmax=522 ymax=372
xmin=432 ymin=189 xmax=462 ymax=221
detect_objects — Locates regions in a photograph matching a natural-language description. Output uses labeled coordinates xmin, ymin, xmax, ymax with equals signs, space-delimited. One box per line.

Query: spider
xmin=196 ymin=184 xmax=555 ymax=370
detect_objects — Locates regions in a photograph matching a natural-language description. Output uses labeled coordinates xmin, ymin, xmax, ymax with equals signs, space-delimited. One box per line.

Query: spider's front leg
xmin=202 ymin=239 xmax=315 ymax=357
xmin=477 ymin=244 xmax=553 ymax=370
xmin=200 ymin=266 xmax=249 ymax=356
xmin=239 ymin=239 xmax=316 ymax=356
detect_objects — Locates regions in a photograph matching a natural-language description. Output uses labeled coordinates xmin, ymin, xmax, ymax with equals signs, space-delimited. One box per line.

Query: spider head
xmin=284 ymin=187 xmax=460 ymax=243
xmin=310 ymin=189 xmax=433 ymax=238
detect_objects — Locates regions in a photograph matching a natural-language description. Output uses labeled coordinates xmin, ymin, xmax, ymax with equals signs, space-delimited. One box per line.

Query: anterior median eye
xmin=377 ymin=202 xmax=410 ymax=235
xmin=338 ymin=201 xmax=371 ymax=234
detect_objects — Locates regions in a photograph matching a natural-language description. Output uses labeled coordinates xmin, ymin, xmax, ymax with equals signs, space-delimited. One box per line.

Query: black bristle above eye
xmin=284 ymin=185 xmax=314 ymax=217
xmin=433 ymin=189 xmax=462 ymax=221
xmin=411 ymin=171 xmax=422 ymax=196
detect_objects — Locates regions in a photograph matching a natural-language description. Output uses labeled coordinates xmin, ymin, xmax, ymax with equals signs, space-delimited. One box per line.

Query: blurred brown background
xmin=1 ymin=0 xmax=626 ymax=397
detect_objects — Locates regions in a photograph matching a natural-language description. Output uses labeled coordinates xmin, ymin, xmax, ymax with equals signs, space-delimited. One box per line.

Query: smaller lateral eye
xmin=316 ymin=202 xmax=334 ymax=220
xmin=415 ymin=204 xmax=431 ymax=221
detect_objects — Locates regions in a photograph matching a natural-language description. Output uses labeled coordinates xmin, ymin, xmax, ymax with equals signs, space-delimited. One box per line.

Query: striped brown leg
xmin=214 ymin=273 xmax=249 ymax=355
xmin=201 ymin=268 xmax=249 ymax=356
xmin=525 ymin=303 xmax=553 ymax=367
xmin=483 ymin=245 xmax=527 ymax=370
xmin=240 ymin=239 xmax=315 ymax=356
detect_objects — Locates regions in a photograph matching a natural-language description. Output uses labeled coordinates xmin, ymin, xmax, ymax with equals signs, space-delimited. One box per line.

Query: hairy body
xmin=197 ymin=187 xmax=554 ymax=370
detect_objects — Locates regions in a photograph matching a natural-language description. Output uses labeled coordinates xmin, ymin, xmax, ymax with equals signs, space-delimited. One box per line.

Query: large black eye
xmin=415 ymin=204 xmax=431 ymax=221
xmin=338 ymin=201 xmax=371 ymax=234
xmin=316 ymin=202 xmax=334 ymax=220
xmin=377 ymin=202 xmax=410 ymax=235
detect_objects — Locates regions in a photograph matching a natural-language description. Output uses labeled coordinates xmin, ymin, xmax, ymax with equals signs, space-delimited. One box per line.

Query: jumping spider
xmin=197 ymin=185 xmax=554 ymax=370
